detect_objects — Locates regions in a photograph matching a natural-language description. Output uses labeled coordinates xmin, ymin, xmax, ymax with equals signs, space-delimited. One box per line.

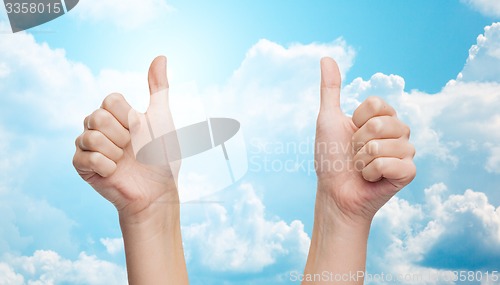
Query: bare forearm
xmin=302 ymin=190 xmax=370 ymax=285
xmin=120 ymin=203 xmax=188 ymax=285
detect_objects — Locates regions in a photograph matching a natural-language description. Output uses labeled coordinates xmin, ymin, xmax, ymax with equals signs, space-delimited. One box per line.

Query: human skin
xmin=72 ymin=56 xmax=189 ymax=285
xmin=72 ymin=55 xmax=415 ymax=284
xmin=302 ymin=58 xmax=416 ymax=284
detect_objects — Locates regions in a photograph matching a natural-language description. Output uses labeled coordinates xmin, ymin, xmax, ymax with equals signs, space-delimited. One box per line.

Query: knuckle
xmin=366 ymin=117 xmax=383 ymax=135
xmin=410 ymin=162 xmax=417 ymax=176
xmin=409 ymin=143 xmax=416 ymax=158
xmin=75 ymin=135 xmax=82 ymax=148
xmin=102 ymin=93 xmax=124 ymax=110
xmin=81 ymin=132 xmax=92 ymax=148
xmin=373 ymin=158 xmax=385 ymax=172
xmin=83 ymin=115 xmax=90 ymax=129
xmin=366 ymin=96 xmax=383 ymax=112
xmin=88 ymin=129 xmax=101 ymax=141
xmin=108 ymin=145 xmax=123 ymax=161
xmin=402 ymin=123 xmax=411 ymax=137
xmin=72 ymin=152 xmax=80 ymax=168
xmin=116 ymin=132 xmax=130 ymax=149
xmin=406 ymin=161 xmax=417 ymax=181
xmin=89 ymin=109 xmax=112 ymax=129
xmin=82 ymin=131 xmax=102 ymax=150
xmin=88 ymin=152 xmax=102 ymax=169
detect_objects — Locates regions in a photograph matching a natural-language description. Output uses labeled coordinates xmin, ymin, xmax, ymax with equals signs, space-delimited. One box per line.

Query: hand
xmin=315 ymin=57 xmax=416 ymax=225
xmin=73 ymin=56 xmax=179 ymax=222
xmin=302 ymin=57 xmax=416 ymax=285
xmin=73 ymin=56 xmax=188 ymax=285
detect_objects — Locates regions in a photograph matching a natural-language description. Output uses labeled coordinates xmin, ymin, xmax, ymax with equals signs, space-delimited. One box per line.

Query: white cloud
xmin=0 ymin=5 xmax=6 ymax=23
xmin=482 ymin=277 xmax=500 ymax=285
xmin=0 ymin=46 xmax=127 ymax=279
xmin=341 ymin=74 xmax=459 ymax=164
xmin=0 ymin=23 xmax=357 ymax=144
xmin=72 ymin=0 xmax=173 ymax=29
xmin=341 ymin=72 xmax=405 ymax=114
xmin=100 ymin=238 xmax=124 ymax=255
xmin=0 ymin=126 xmax=32 ymax=178
xmin=182 ymin=183 xmax=310 ymax=273
xmin=173 ymin=39 xmax=357 ymax=201
xmin=0 ymin=62 xmax=9 ymax=78
xmin=399 ymin=80 xmax=500 ymax=166
xmin=203 ymin=38 xmax=356 ymax=136
xmin=461 ymin=0 xmax=500 ymax=18
xmin=486 ymin=146 xmax=500 ymax=173
xmin=340 ymin=23 xmax=500 ymax=171
xmin=459 ymin=22 xmax=500 ymax=82
xmin=211 ymin=24 xmax=499 ymax=172
xmin=340 ymin=76 xmax=500 ymax=261
xmin=417 ymin=186 xmax=500 ymax=271
xmin=0 ymin=22 xmax=150 ymax=130
xmin=374 ymin=194 xmax=424 ymax=237
xmin=0 ymin=125 xmax=79 ymax=256
xmin=0 ymin=30 xmax=331 ymax=282
xmin=1 ymin=250 xmax=126 ymax=285
xmin=0 ymin=263 xmax=24 ymax=285
xmin=0 ymin=11 xmax=498 ymax=284
xmin=369 ymin=183 xmax=500 ymax=284
xmin=0 ymin=188 xmax=79 ymax=256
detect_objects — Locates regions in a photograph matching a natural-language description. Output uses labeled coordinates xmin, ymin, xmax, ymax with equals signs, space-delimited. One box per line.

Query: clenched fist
xmin=73 ymin=56 xmax=188 ymax=285
xmin=303 ymin=57 xmax=416 ymax=285
xmin=73 ymin=56 xmax=179 ymax=220
xmin=315 ymin=57 xmax=416 ymax=225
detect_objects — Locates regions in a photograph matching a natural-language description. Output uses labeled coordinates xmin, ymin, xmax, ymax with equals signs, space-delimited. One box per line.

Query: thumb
xmin=146 ymin=56 xmax=169 ymax=113
xmin=147 ymin=55 xmax=170 ymax=115
xmin=145 ymin=55 xmax=175 ymax=138
xmin=320 ymin=57 xmax=342 ymax=113
xmin=148 ymin=55 xmax=169 ymax=95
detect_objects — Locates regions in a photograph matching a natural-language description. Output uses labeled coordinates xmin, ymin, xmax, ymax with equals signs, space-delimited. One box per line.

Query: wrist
xmin=312 ymin=192 xmax=371 ymax=250
xmin=119 ymin=194 xmax=181 ymax=243
xmin=314 ymin=185 xmax=373 ymax=232
xmin=303 ymin=189 xmax=370 ymax=284
xmin=118 ymin=193 xmax=188 ymax=285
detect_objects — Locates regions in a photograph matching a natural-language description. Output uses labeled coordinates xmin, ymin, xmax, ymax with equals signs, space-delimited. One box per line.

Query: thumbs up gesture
xmin=315 ymin=57 xmax=416 ymax=224
xmin=73 ymin=56 xmax=180 ymax=218
xmin=73 ymin=56 xmax=189 ymax=285
xmin=302 ymin=58 xmax=416 ymax=285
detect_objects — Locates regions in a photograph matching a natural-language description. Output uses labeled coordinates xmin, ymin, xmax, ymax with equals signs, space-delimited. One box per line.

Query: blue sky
xmin=0 ymin=1 xmax=499 ymax=284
